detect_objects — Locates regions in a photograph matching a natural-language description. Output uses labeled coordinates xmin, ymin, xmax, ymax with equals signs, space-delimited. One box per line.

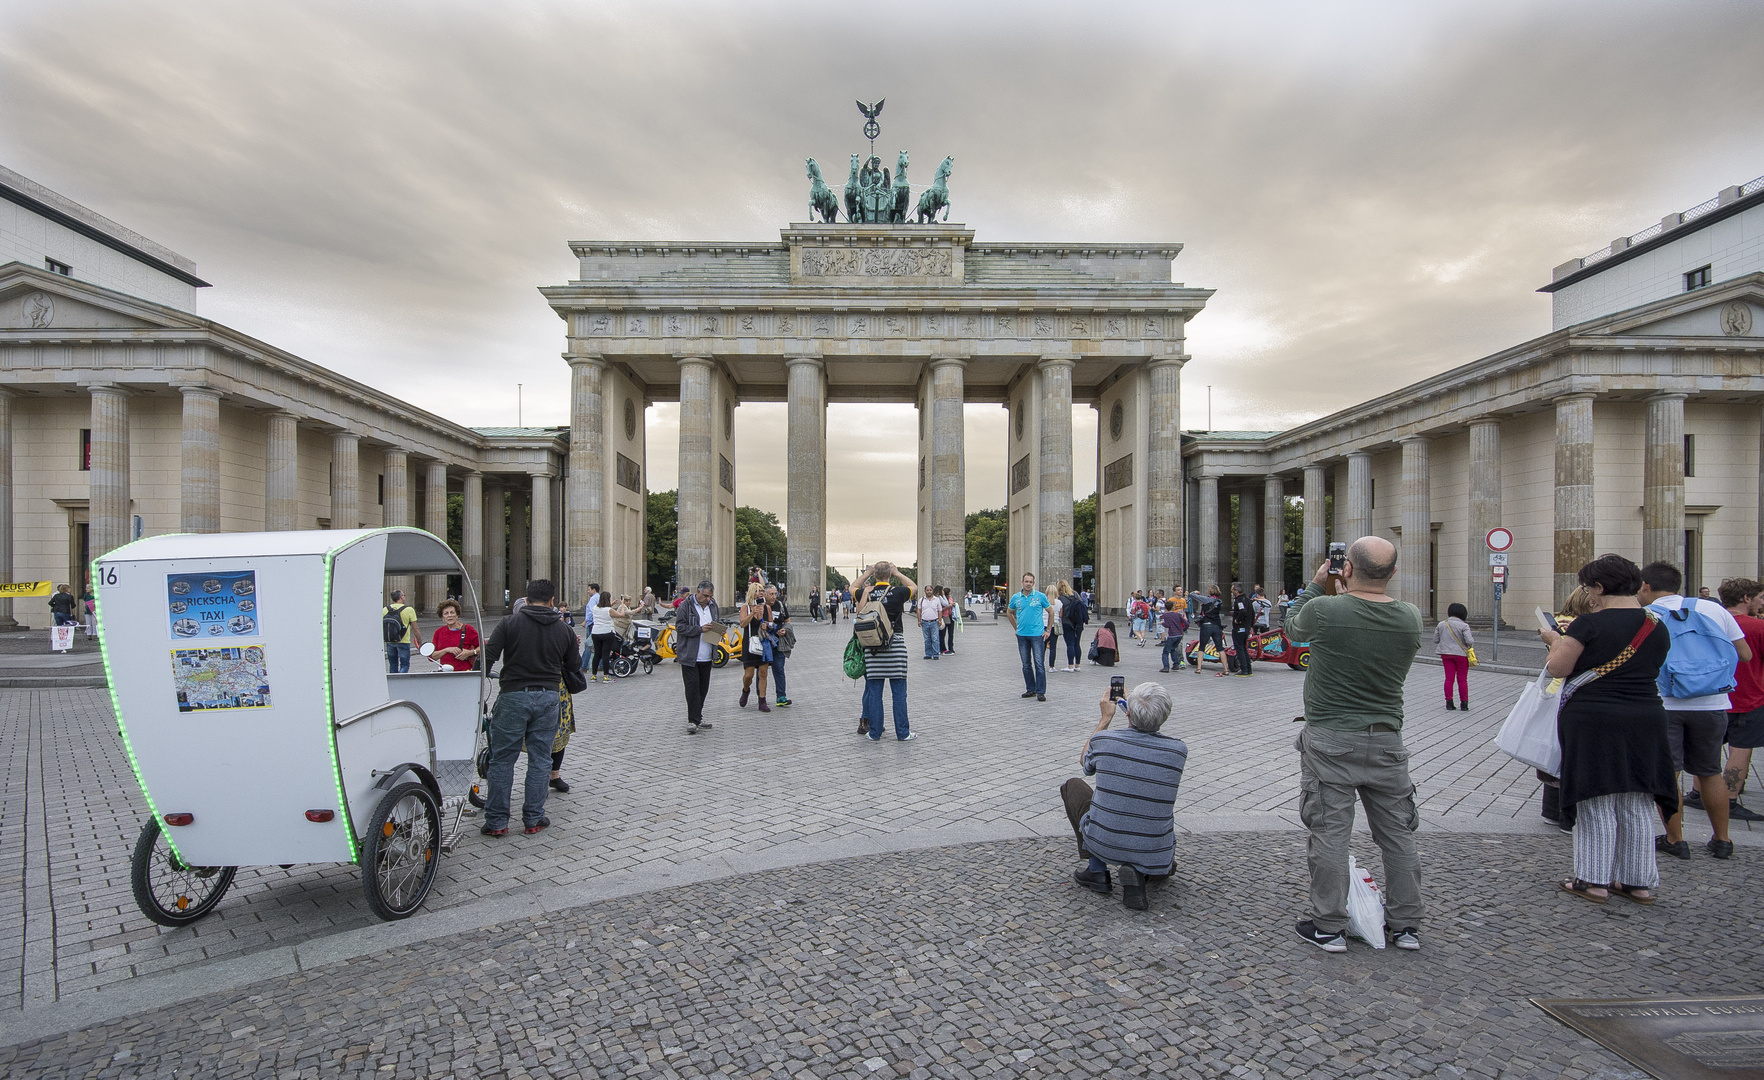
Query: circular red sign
xmin=1486 ymin=527 xmax=1514 ymax=553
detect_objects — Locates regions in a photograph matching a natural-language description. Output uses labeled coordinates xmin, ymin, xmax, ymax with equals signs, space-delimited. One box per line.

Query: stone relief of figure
xmin=914 ymin=155 xmax=954 ymax=224
xmin=806 ymin=158 xmax=839 ymax=224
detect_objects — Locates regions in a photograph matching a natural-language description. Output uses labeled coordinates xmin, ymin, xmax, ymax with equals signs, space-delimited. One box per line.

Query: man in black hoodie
xmin=480 ymin=579 xmax=585 ymax=836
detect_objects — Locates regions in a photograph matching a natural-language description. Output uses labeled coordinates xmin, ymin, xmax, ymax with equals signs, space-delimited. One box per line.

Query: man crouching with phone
xmin=1059 ymin=679 xmax=1188 ymax=910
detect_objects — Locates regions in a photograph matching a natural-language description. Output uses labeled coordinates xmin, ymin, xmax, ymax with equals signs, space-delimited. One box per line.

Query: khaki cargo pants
xmin=1296 ymin=725 xmax=1425 ymax=935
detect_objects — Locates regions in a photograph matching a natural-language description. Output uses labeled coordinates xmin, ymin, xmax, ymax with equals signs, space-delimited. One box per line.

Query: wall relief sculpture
xmin=799 ymin=247 xmax=954 ymax=277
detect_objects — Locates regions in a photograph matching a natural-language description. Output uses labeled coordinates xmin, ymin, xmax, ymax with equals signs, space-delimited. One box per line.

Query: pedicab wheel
xmin=129 ymin=817 xmax=236 ymax=927
xmin=610 ymin=654 xmax=635 ymax=679
xmin=361 ymin=782 xmax=441 ymax=921
xmin=712 ymin=647 xmax=730 ymax=668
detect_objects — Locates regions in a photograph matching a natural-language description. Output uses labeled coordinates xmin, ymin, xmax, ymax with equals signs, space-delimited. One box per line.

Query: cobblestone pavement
xmin=10 ymin=831 xmax=1758 ymax=1078
xmin=3 ymin=620 xmax=1758 ymax=1013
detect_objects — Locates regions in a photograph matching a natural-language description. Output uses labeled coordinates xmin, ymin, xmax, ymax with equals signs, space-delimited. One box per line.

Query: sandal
xmin=1609 ymin=883 xmax=1656 ymax=905
xmin=1558 ymin=878 xmax=1607 ymax=904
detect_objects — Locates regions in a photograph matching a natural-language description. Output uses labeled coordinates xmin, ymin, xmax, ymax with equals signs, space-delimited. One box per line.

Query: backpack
xmin=1131 ymin=600 xmax=1149 ymax=620
xmin=1651 ymin=599 xmax=1739 ymax=699
xmin=382 ymin=604 xmax=408 ymax=644
xmin=843 ymin=634 xmax=867 ymax=679
xmin=853 ymin=606 xmax=893 ymax=649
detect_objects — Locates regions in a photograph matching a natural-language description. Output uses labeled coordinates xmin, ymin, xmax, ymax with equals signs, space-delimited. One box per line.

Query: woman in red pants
xmin=1435 ymin=602 xmax=1474 ymax=710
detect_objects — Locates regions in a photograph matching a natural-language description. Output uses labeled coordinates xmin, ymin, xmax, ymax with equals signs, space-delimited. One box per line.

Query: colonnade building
xmin=3 ymin=162 xmax=1761 ymax=630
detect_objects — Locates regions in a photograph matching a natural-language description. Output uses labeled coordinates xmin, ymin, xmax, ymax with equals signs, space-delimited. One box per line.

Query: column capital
xmin=464 ymin=468 xmax=484 ymax=479
xmin=175 ymin=384 xmax=221 ymax=401
xmin=528 ymin=467 xmax=556 ymax=481
xmin=1036 ymin=354 xmax=1076 ymax=371
xmin=383 ymin=447 xmax=409 ymax=464
xmin=1346 ymin=448 xmax=1374 ymax=459
xmin=1466 ymin=417 xmax=1502 ymax=430
xmin=332 ymin=429 xmax=360 ymax=445
xmin=564 ymin=346 xmax=605 ymax=367
xmin=784 ymin=354 xmax=825 ymax=369
xmin=674 ymin=354 xmax=714 ymax=369
xmin=268 ymin=409 xmax=301 ymax=422
xmin=1302 ymin=462 xmax=1326 ymax=475
xmin=1645 ymin=390 xmax=1690 ymax=403
xmin=1399 ymin=433 xmax=1431 ymax=446
xmin=928 ymin=355 xmax=968 ymax=371
xmin=1146 ymin=354 xmax=1190 ymax=370
xmin=1552 ymin=391 xmax=1597 ymax=406
xmin=83 ymin=382 xmax=131 ymax=399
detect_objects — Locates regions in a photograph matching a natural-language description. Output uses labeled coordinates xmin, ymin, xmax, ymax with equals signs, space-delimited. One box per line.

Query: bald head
xmin=1346 ymin=536 xmax=1398 ymax=583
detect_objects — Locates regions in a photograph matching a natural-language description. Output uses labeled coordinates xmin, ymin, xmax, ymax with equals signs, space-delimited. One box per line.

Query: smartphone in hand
xmin=1535 ymin=606 xmax=1558 ymax=633
xmin=1109 ymin=675 xmax=1125 ymax=701
xmin=1327 ymin=542 xmax=1347 ymax=575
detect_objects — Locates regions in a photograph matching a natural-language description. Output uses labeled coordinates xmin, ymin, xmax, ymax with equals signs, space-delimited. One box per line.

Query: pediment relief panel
xmin=1607 ymin=294 xmax=1762 ymax=339
xmin=0 ymin=283 xmax=161 ymax=330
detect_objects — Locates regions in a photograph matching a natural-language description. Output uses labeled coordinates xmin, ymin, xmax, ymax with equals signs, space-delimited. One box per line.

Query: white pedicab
xmin=95 ymin=527 xmax=489 ymax=926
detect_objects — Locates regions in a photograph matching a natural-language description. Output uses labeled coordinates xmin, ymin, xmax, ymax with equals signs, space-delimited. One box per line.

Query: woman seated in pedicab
xmin=430 ymin=599 xmax=480 ymax=671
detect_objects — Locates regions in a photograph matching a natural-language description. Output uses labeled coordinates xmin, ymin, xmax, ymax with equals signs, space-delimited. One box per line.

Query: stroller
xmin=609 ymin=622 xmax=660 ymax=678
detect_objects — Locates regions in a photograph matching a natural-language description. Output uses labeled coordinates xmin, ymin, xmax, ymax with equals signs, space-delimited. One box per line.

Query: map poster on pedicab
xmin=171 ymin=645 xmax=273 ymax=712
xmin=166 ymin=570 xmax=261 ymax=640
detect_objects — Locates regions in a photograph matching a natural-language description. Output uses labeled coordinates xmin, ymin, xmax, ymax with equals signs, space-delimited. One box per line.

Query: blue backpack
xmin=1649 ymin=599 xmax=1739 ymax=699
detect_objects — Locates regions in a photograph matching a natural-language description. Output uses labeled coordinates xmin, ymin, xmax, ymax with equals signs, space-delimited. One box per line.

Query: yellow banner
xmin=0 ymin=581 xmax=53 ymax=598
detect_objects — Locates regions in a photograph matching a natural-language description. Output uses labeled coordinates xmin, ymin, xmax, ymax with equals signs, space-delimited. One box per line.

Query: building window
xmin=378 ymin=475 xmax=385 ymax=505
xmin=1684 ymin=434 xmax=1696 ymax=477
xmin=1684 ymin=265 xmax=1712 ymax=291
xmin=79 ymin=429 xmax=91 ymax=470
xmin=45 ymin=257 xmax=71 ymax=276
xmin=1370 ymin=478 xmax=1376 ymax=509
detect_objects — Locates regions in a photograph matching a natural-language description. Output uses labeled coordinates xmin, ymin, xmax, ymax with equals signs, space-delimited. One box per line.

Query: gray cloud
xmin=2 ymin=0 xmax=1760 ymax=568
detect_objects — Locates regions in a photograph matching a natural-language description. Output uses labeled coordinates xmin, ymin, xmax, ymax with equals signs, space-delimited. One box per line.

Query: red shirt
xmin=431 ymin=624 xmax=480 ymax=672
xmin=1732 ymin=613 xmax=1764 ymax=714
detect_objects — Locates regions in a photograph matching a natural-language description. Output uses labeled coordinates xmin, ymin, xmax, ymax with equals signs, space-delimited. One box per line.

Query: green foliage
xmin=965 ymin=508 xmax=1007 ymax=589
xmin=646 ymin=490 xmax=677 ymax=595
xmin=1073 ymin=494 xmax=1096 ymax=584
xmin=445 ymin=493 xmax=463 ymax=553
xmin=734 ymin=505 xmax=788 ymax=588
xmin=824 ymin=565 xmax=849 ymax=591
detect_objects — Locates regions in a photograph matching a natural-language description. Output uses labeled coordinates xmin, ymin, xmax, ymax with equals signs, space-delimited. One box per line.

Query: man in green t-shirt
xmin=1285 ymin=536 xmax=1424 ymax=954
xmin=383 ymin=588 xmax=424 ymax=673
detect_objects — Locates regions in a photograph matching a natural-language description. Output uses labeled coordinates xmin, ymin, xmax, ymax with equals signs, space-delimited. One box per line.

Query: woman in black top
xmin=1539 ymin=554 xmax=1677 ymax=904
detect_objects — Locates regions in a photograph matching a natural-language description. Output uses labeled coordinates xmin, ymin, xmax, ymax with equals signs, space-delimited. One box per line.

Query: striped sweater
xmin=1081 ymin=727 xmax=1189 ymax=874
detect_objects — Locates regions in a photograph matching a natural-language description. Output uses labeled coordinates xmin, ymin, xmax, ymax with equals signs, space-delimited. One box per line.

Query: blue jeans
xmin=1017 ymin=634 xmax=1046 ymax=694
xmin=1063 ymin=628 xmax=1082 ymax=666
xmin=770 ymin=653 xmax=787 ymax=699
xmin=484 ymin=688 xmax=561 ymax=829
xmin=864 ymin=678 xmax=909 ymax=739
xmin=921 ymin=620 xmax=940 ymax=658
xmin=1162 ymin=636 xmax=1185 ymax=668
xmin=385 ymin=642 xmax=410 ymax=673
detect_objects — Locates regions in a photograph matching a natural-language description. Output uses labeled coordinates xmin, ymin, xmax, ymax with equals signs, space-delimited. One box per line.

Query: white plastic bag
xmin=1495 ymin=670 xmax=1564 ymax=775
xmin=1346 ymin=856 xmax=1386 ymax=949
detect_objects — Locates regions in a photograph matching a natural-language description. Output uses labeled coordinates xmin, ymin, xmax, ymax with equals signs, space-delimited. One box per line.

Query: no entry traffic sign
xmin=1486 ymin=527 xmax=1514 ymax=553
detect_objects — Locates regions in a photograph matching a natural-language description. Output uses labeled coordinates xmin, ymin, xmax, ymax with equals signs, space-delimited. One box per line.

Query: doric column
xmin=565 ymin=350 xmax=605 ymax=600
xmin=1344 ymin=452 xmax=1372 ymax=540
xmin=1262 ymin=474 xmax=1285 ymax=596
xmin=484 ymin=479 xmax=507 ymax=612
xmin=676 ymin=357 xmax=715 ymax=590
xmin=785 ymin=357 xmax=827 ymax=603
xmin=87 ymin=384 xmax=131 ymax=560
xmin=0 ymin=389 xmax=14 ymax=627
xmin=1235 ymin=484 xmax=1259 ymax=589
xmin=1037 ymin=356 xmax=1075 ymax=586
xmin=1400 ymin=436 xmax=1431 ymax=614
xmin=1643 ymin=393 xmax=1687 ymax=571
xmin=1197 ymin=473 xmax=1220 ymax=590
xmin=265 ymin=411 xmax=300 ymax=531
xmin=508 ymin=486 xmax=529 ymax=593
xmin=1467 ymin=420 xmax=1502 ymax=624
xmin=383 ymin=449 xmax=409 ymax=528
xmin=1553 ymin=394 xmax=1596 ymax=607
xmin=928 ymin=357 xmax=967 ymax=591
xmin=423 ymin=460 xmax=450 ymax=611
xmin=178 ymin=385 xmax=221 ymax=534
xmin=530 ymin=472 xmax=552 ymax=581
xmin=1146 ymin=356 xmax=1186 ymax=593
xmin=330 ymin=432 xmax=360 ymax=530
xmin=1301 ymin=465 xmax=1327 ymax=576
xmin=461 ymin=471 xmax=483 ymax=612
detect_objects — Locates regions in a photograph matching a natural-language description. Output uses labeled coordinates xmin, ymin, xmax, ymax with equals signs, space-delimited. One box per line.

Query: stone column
xmin=565 ymin=351 xmax=605 ymax=601
xmin=1235 ymin=485 xmax=1259 ymax=589
xmin=1301 ymin=465 xmax=1327 ymax=577
xmin=1400 ymin=436 xmax=1431 ymax=614
xmin=530 ymin=472 xmax=552 ymax=581
xmin=1037 ymin=357 xmax=1075 ymax=585
xmin=265 ymin=411 xmax=300 ymax=531
xmin=676 ymin=357 xmax=715 ymax=590
xmin=461 ymin=471 xmax=483 ymax=613
xmin=1643 ymin=393 xmax=1687 ymax=571
xmin=0 ymin=390 xmax=14 ymax=627
xmin=1198 ymin=474 xmax=1220 ymax=590
xmin=87 ymin=384 xmax=131 ymax=560
xmin=928 ymin=358 xmax=967 ymax=591
xmin=1146 ymin=356 xmax=1186 ymax=592
xmin=383 ymin=448 xmax=412 ymax=598
xmin=423 ymin=460 xmax=450 ymax=611
xmin=484 ymin=479 xmax=507 ymax=612
xmin=330 ymin=432 xmax=359 ymax=530
xmin=508 ymin=486 xmax=529 ymax=594
xmin=178 ymin=385 xmax=221 ymax=534
xmin=1262 ymin=474 xmax=1285 ymax=596
xmin=1218 ymin=487 xmax=1234 ymax=585
xmin=1758 ymin=405 xmax=1764 ymax=581
xmin=1344 ymin=452 xmax=1372 ymax=541
xmin=1554 ymin=394 xmax=1596 ymax=608
xmin=785 ymin=357 xmax=827 ymax=603
xmin=1467 ymin=420 xmax=1502 ymax=624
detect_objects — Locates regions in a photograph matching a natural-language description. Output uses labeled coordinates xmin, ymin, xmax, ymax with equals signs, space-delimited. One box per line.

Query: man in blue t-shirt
xmin=1006 ymin=572 xmax=1054 ymax=701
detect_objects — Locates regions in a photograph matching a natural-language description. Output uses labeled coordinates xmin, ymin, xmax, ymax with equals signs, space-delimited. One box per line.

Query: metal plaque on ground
xmin=1532 ymin=995 xmax=1764 ymax=1079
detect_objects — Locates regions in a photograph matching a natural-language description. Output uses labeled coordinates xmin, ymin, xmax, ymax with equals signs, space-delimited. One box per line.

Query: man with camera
xmin=1285 ymin=537 xmax=1425 ymax=952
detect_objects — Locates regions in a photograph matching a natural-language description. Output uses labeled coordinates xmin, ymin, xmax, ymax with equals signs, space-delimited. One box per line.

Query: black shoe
xmin=480 ymin=823 xmax=508 ymax=837
xmin=1021 ymin=691 xmax=1036 ymax=698
xmin=550 ymin=777 xmax=570 ymax=793
xmin=1656 ymin=835 xmax=1691 ymax=860
xmin=1708 ymin=838 xmax=1735 ymax=859
xmin=1445 ymin=700 xmax=1456 ymax=711
xmin=1684 ymin=790 xmax=1705 ymax=810
xmin=1073 ymin=866 xmax=1112 ymax=894
xmin=1730 ymin=800 xmax=1764 ymax=822
xmin=524 ymin=817 xmax=550 ymax=835
xmin=858 ymin=718 xmax=870 ymax=734
xmin=1037 ymin=694 xmax=1046 ymax=702
xmin=1120 ymin=866 xmax=1147 ymax=910
xmin=1295 ymin=920 xmax=1347 ymax=952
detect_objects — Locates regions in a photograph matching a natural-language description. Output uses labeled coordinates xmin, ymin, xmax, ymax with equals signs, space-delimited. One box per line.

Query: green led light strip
xmin=321 ymin=545 xmax=360 ymax=862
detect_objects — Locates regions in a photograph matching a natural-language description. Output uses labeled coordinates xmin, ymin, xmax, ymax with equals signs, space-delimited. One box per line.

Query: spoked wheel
xmin=361 ymin=782 xmax=441 ymax=921
xmin=130 ymin=818 xmax=236 ymax=927
xmin=610 ymin=654 xmax=635 ymax=679
xmin=641 ymin=658 xmax=655 ymax=676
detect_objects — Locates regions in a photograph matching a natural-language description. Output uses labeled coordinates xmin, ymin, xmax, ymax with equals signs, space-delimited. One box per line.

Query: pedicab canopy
xmin=95 ymin=528 xmax=486 ymax=869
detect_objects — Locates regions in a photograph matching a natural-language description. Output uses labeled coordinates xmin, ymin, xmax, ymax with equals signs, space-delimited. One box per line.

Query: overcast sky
xmin=3 ymin=0 xmax=1760 ymax=572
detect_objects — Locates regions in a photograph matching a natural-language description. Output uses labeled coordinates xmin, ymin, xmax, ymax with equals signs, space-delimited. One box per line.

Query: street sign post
xmin=1486 ymin=527 xmax=1512 ymax=660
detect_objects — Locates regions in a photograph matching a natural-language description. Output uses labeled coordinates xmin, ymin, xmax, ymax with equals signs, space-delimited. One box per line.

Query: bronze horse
xmin=914 ymin=155 xmax=953 ymax=224
xmin=843 ymin=154 xmax=861 ymax=223
xmin=891 ymin=150 xmax=911 ymax=223
xmin=806 ymin=159 xmax=839 ymax=223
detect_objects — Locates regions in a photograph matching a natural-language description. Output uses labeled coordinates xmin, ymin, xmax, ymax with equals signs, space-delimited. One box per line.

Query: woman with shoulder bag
xmin=737 ymin=582 xmax=774 ymax=712
xmin=1435 ymin=602 xmax=1476 ymax=711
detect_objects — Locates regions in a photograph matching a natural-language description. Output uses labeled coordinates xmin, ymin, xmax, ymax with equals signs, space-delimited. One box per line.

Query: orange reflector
xmin=176 ymin=896 xmax=190 ymax=910
xmin=305 ymin=810 xmax=335 ymax=823
xmin=383 ymin=822 xmax=396 ymax=837
xmin=164 ymin=813 xmax=194 ymax=827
